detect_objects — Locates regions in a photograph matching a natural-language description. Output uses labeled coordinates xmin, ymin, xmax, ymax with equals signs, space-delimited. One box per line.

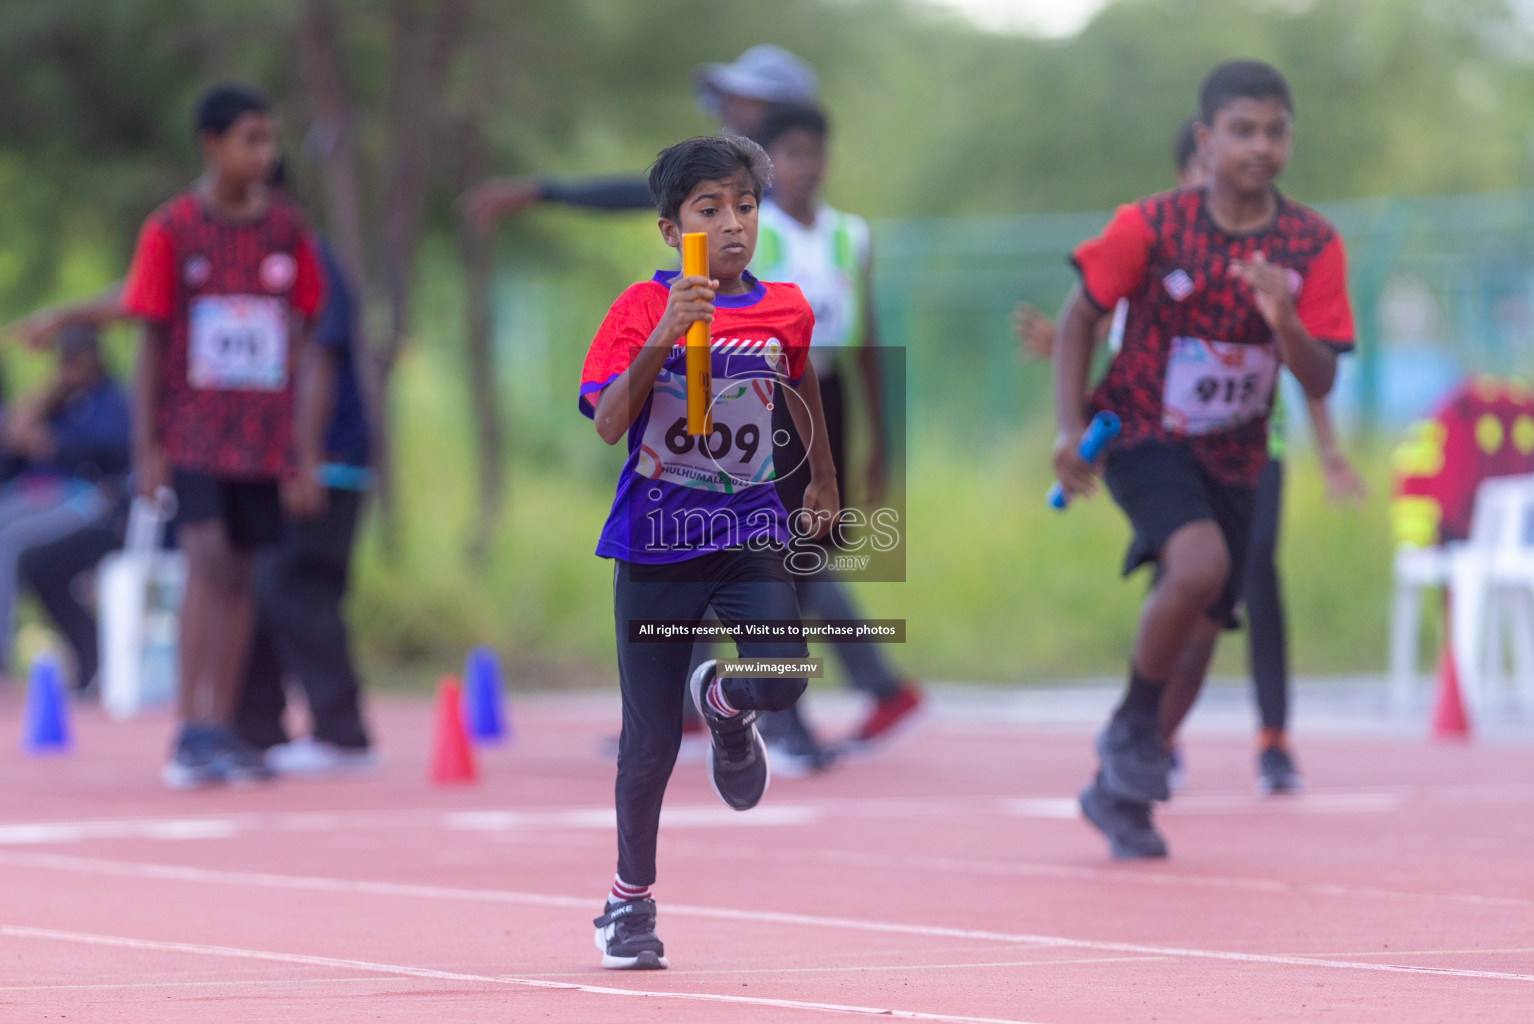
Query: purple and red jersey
xmin=1072 ymin=188 xmax=1354 ymax=487
xmin=122 ymin=192 xmax=323 ymax=480
xmin=580 ymin=271 xmax=813 ymax=563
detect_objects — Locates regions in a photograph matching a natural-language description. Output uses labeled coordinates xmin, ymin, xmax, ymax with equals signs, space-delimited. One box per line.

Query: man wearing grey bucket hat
xmin=462 ymin=45 xmax=818 ymax=225
xmin=694 ymin=44 xmax=819 ymax=138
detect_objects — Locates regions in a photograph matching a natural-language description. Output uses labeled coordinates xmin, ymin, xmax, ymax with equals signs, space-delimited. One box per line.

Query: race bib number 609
xmin=635 ymin=371 xmax=777 ymax=493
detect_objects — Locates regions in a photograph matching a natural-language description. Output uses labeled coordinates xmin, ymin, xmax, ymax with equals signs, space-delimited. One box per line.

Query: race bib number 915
xmin=1161 ymin=336 xmax=1277 ymax=436
xmin=188 ymin=295 xmax=289 ymax=392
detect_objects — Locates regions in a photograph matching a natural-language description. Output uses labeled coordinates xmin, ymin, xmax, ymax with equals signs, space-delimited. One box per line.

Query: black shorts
xmin=1103 ymin=441 xmax=1256 ymax=624
xmin=172 ymin=470 xmax=284 ymax=551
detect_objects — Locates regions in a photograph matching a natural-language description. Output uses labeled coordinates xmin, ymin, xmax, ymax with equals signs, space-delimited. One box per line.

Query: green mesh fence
xmin=872 ymin=190 xmax=1534 ymax=445
xmin=489 ymin=191 xmax=1534 ymax=467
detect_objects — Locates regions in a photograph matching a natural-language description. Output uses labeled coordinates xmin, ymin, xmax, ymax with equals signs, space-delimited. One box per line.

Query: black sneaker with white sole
xmin=688 ymin=659 xmax=769 ymax=810
xmin=593 ymin=897 xmax=668 ymax=970
xmin=1080 ymin=773 xmax=1168 ymax=859
xmin=210 ymin=726 xmax=276 ymax=785
xmin=1096 ymin=709 xmax=1170 ymax=804
xmin=161 ymin=723 xmax=228 ymax=790
xmin=1256 ymin=745 xmax=1302 ymax=795
xmin=758 ymin=708 xmax=836 ymax=778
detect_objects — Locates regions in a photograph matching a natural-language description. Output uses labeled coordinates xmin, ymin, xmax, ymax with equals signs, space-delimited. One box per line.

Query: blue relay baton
xmin=1047 ymin=410 xmax=1121 ymax=510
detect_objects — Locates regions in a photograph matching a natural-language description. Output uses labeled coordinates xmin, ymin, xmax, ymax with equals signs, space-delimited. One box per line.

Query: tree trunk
xmin=297 ymin=0 xmax=397 ymax=537
xmin=297 ymin=0 xmax=470 ymax=551
xmin=379 ymin=0 xmax=468 ymax=365
xmin=457 ymin=185 xmax=504 ymax=562
xmin=448 ymin=28 xmax=505 ymax=561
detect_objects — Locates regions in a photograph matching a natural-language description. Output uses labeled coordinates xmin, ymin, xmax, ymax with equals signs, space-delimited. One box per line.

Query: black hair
xmin=759 ymin=102 xmax=829 ymax=150
xmin=1198 ymin=60 xmax=1292 ymax=126
xmin=647 ymin=134 xmax=773 ymax=223
xmin=1173 ymin=116 xmax=1198 ymax=174
xmin=194 ymin=81 xmax=270 ymax=137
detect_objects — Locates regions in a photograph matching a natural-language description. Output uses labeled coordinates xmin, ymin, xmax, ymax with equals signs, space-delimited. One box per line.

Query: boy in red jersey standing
xmin=1052 ymin=61 xmax=1354 ymax=858
xmin=122 ymin=83 xmax=326 ymax=788
xmin=581 ymin=135 xmax=838 ymax=969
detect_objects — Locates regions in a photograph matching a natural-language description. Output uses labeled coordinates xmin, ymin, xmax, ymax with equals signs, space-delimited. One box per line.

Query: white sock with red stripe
xmin=705 ymin=678 xmax=740 ymax=719
xmin=609 ymin=876 xmax=651 ymax=904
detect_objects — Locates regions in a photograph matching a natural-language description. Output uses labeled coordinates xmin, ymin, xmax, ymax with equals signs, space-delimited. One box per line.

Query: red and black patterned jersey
xmin=122 ymin=191 xmax=323 ymax=480
xmin=1072 ymin=188 xmax=1354 ymax=487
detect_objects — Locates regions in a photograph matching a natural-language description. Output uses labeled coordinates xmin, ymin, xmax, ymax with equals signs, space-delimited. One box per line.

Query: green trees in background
xmin=4 ymin=0 xmax=1534 ymax=315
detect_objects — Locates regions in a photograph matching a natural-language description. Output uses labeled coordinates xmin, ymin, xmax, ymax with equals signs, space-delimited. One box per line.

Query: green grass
xmin=839 ymin=429 xmax=1394 ymax=683
xmin=351 ymin=365 xmax=1399 ymax=691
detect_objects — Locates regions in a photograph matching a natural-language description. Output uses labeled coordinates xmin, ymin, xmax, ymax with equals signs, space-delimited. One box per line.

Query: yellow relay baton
xmin=680 ymin=232 xmax=713 ymax=436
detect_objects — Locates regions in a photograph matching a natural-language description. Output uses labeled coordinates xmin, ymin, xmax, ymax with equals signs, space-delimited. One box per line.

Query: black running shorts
xmin=172 ymin=470 xmax=284 ymax=551
xmin=1102 ymin=440 xmax=1256 ymax=624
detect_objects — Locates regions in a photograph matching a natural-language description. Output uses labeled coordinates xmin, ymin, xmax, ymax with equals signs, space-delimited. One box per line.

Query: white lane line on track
xmin=0 ymin=957 xmax=1167 ymax=989
xmin=0 ymin=790 xmax=1410 ymax=847
xmin=0 ymin=977 xmax=394 ymax=993
xmin=3 ymin=852 xmax=1532 ymax=984
xmin=0 ymin=818 xmax=237 ymax=845
xmin=1162 ymin=792 xmax=1403 ymax=814
xmin=445 ymin=804 xmax=822 ymax=830
xmin=0 ymin=925 xmax=1051 ymax=1024
xmin=1000 ymin=793 xmax=1404 ymax=818
xmin=543 ymin=955 xmax=1168 ymax=977
xmin=667 ymin=841 xmax=1534 ymax=911
xmin=1309 ymin=947 xmax=1534 ymax=960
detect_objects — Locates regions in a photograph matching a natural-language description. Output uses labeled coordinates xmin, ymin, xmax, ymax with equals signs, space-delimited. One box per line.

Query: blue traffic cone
xmin=461 ymin=645 xmax=509 ymax=745
xmin=22 ymin=653 xmax=70 ymax=755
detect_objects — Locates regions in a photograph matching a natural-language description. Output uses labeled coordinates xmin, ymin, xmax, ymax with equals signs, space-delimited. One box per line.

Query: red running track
xmin=0 ymin=690 xmax=1531 ymax=1023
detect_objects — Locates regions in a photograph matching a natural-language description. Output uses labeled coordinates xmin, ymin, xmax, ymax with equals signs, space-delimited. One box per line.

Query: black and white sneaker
xmin=162 ymin=723 xmax=228 ymax=790
xmin=758 ymin=708 xmax=836 ymax=778
xmin=1096 ymin=709 xmax=1170 ymax=804
xmin=1256 ymin=745 xmax=1303 ymax=796
xmin=593 ymin=897 xmax=668 ymax=970
xmin=688 ymin=659 xmax=769 ymax=810
xmin=1080 ymin=773 xmax=1168 ymax=860
xmin=210 ymin=726 xmax=276 ymax=785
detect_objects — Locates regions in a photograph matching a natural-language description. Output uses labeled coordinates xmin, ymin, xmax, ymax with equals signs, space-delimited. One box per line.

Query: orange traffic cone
xmin=1431 ymin=606 xmax=1471 ymax=741
xmin=429 ymin=676 xmax=478 ymax=785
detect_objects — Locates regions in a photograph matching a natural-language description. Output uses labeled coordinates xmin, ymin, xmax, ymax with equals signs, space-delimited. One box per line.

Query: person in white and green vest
xmin=750 ymin=101 xmax=925 ymax=773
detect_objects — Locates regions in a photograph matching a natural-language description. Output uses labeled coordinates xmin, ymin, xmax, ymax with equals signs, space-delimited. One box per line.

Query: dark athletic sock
xmin=1118 ymin=668 xmax=1164 ymax=718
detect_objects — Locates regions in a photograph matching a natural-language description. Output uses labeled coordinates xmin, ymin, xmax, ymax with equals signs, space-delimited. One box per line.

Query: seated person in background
xmin=18 ymin=513 xmax=125 ymax=695
xmin=0 ymin=325 xmax=130 ymax=683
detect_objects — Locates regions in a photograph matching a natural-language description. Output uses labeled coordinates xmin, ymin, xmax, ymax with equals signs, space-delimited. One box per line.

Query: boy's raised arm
xmin=1230 ymin=251 xmax=1336 ymax=398
xmin=3 ymin=283 xmax=125 ymax=350
xmin=592 ymin=274 xmax=716 ymax=446
xmin=1051 ymin=285 xmax=1103 ymax=501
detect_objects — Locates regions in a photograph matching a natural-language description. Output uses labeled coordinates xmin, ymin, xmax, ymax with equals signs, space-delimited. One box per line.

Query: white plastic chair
xmin=1389 ymin=543 xmax=1456 ymax=716
xmin=1475 ymin=476 xmax=1534 ymax=719
xmin=99 ymin=492 xmax=186 ymax=720
xmin=1391 ymin=473 xmax=1534 ymax=722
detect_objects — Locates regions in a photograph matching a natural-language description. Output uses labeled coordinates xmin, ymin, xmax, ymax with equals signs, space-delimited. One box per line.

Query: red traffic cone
xmin=429 ymin=676 xmax=478 ymax=785
xmin=1431 ymin=619 xmax=1471 ymax=742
